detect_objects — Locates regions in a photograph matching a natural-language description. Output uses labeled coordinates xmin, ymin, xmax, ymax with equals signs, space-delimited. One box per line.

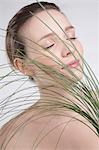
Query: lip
xmin=61 ymin=59 xmax=80 ymax=69
xmin=67 ymin=60 xmax=80 ymax=68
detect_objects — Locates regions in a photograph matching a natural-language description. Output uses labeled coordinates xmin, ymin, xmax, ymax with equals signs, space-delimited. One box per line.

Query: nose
xmin=61 ymin=47 xmax=71 ymax=57
xmin=60 ymin=39 xmax=72 ymax=57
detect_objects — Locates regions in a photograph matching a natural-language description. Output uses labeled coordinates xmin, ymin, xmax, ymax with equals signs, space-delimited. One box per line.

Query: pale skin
xmin=0 ymin=9 xmax=99 ymax=150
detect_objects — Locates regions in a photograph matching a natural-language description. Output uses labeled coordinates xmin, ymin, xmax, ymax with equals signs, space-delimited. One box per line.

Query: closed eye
xmin=67 ymin=37 xmax=77 ymax=40
xmin=45 ymin=43 xmax=54 ymax=49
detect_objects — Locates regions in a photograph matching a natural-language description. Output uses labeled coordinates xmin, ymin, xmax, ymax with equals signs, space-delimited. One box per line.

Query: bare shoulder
xmin=0 ymin=105 xmax=99 ymax=150
xmin=0 ymin=105 xmax=45 ymax=150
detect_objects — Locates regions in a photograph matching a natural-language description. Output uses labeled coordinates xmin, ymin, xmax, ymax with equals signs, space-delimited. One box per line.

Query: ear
xmin=14 ymin=58 xmax=25 ymax=73
xmin=13 ymin=58 xmax=35 ymax=76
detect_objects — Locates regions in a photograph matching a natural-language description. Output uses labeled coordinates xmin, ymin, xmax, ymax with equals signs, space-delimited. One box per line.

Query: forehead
xmin=20 ymin=9 xmax=72 ymax=42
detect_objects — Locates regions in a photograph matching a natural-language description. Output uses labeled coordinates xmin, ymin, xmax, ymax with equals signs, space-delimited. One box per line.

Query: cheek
xmin=74 ymin=40 xmax=84 ymax=57
xmin=39 ymin=57 xmax=55 ymax=65
xmin=31 ymin=52 xmax=57 ymax=67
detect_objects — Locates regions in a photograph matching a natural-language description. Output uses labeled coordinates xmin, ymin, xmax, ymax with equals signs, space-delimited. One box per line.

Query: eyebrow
xmin=38 ymin=25 xmax=75 ymax=42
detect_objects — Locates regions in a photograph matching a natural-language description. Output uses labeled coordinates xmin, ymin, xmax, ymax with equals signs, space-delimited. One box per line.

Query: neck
xmin=36 ymin=82 xmax=76 ymax=109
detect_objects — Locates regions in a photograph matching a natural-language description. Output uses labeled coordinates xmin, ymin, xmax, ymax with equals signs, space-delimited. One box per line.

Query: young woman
xmin=0 ymin=1 xmax=99 ymax=150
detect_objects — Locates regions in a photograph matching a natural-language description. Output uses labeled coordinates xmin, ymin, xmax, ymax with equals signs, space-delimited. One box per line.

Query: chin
xmin=73 ymin=70 xmax=83 ymax=81
xmin=60 ymin=65 xmax=83 ymax=82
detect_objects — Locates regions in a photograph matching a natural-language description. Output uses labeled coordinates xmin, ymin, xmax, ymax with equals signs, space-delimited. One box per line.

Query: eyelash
xmin=67 ymin=37 xmax=77 ymax=40
xmin=45 ymin=44 xmax=54 ymax=49
xmin=44 ymin=37 xmax=77 ymax=49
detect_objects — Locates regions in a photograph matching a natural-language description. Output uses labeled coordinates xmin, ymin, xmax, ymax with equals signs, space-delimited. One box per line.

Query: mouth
xmin=61 ymin=59 xmax=80 ymax=69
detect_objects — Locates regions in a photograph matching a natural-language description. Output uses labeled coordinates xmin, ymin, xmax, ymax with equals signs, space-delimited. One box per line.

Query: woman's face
xmin=20 ymin=9 xmax=84 ymax=82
